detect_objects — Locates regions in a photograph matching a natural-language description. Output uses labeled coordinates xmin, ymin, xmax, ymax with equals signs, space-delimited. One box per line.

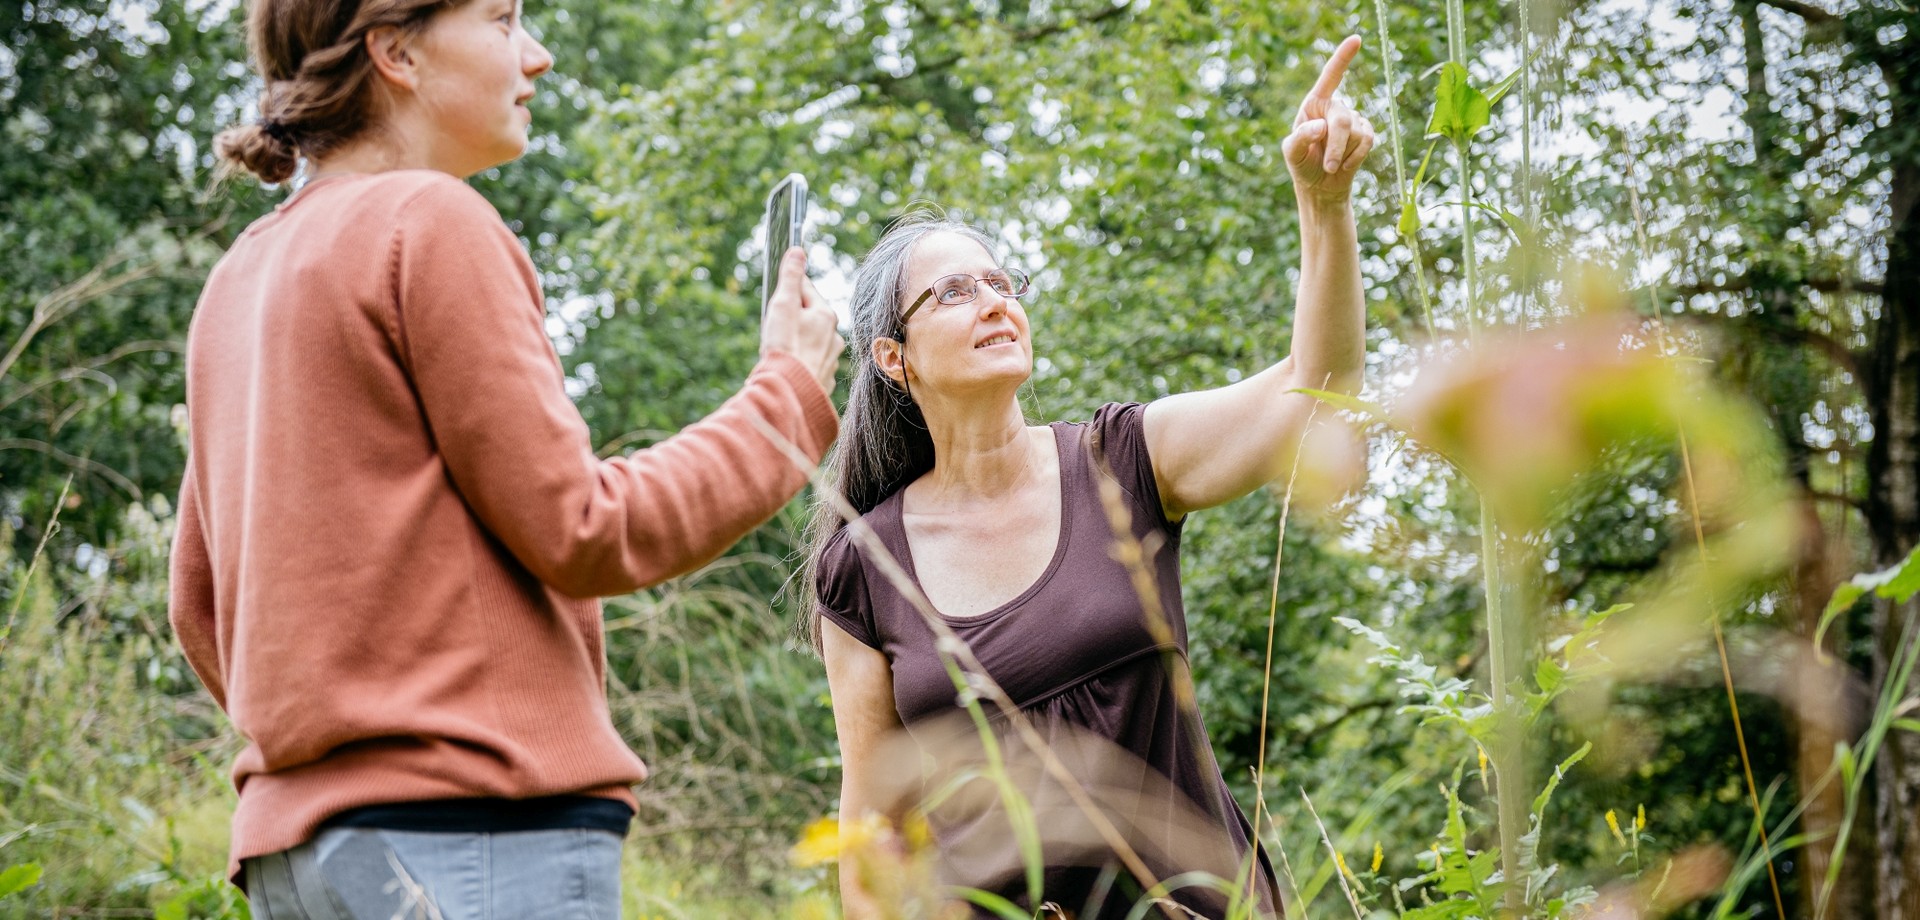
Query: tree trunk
xmin=1866 ymin=141 xmax=1920 ymax=920
xmin=1791 ymin=497 xmax=1876 ymax=919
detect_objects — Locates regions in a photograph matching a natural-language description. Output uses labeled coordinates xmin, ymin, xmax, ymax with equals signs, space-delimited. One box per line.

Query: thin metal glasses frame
xmin=899 ymin=268 xmax=1031 ymax=327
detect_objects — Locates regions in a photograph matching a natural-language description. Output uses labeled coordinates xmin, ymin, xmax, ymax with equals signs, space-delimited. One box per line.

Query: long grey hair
xmin=794 ymin=211 xmax=1003 ymax=653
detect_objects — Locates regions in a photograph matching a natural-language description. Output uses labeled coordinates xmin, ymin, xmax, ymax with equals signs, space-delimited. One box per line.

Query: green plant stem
xmin=1368 ymin=0 xmax=1439 ymax=339
xmin=1457 ymin=146 xmax=1479 ymax=340
xmin=1446 ymin=0 xmax=1466 ymax=71
xmin=1442 ymin=13 xmax=1524 ymax=906
xmin=1248 ymin=395 xmax=1324 ymax=914
xmin=948 ymin=659 xmax=1047 ymax=909
xmin=1478 ymin=498 xmax=1527 ymax=917
xmin=1517 ymin=0 xmax=1535 ymax=322
xmin=0 ymin=475 xmax=72 ymax=653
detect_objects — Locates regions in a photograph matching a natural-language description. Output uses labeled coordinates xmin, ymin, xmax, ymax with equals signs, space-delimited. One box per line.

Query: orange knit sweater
xmin=167 ymin=170 xmax=838 ymax=879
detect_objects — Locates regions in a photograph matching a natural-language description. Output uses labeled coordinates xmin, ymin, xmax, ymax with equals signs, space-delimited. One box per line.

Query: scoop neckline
xmin=888 ymin=422 xmax=1076 ymax=627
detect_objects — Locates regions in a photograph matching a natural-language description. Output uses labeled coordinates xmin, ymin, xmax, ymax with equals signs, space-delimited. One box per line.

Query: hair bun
xmin=214 ymin=122 xmax=300 ymax=185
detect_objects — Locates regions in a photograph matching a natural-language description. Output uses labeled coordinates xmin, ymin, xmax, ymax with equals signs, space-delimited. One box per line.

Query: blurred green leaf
xmin=0 ymin=863 xmax=44 ymax=899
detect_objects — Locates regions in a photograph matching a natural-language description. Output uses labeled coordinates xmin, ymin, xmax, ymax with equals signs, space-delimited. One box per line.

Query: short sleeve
xmin=1089 ymin=402 xmax=1180 ymax=534
xmin=815 ymin=527 xmax=881 ymax=649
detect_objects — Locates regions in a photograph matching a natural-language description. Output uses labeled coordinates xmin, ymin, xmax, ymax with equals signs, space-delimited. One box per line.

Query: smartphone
xmin=761 ymin=173 xmax=810 ymax=319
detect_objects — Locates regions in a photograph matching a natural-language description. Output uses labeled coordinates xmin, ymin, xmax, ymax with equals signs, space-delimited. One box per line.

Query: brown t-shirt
xmin=818 ymin=403 xmax=1280 ymax=918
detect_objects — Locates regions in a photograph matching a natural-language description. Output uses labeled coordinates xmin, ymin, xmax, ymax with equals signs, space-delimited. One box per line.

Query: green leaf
xmin=1818 ymin=545 xmax=1920 ymax=653
xmin=1498 ymin=206 xmax=1530 ymax=243
xmin=1436 ymin=200 xmax=1529 ymax=242
xmin=0 ymin=864 xmax=43 ymax=900
xmin=1880 ymin=544 xmax=1920 ymax=603
xmin=1398 ymin=199 xmax=1421 ymax=237
xmin=1818 ymin=583 xmax=1870 ymax=648
xmin=1530 ymin=742 xmax=1593 ymax=820
xmin=1486 ymin=68 xmax=1522 ymax=106
xmin=951 ymin=887 xmax=1034 ymax=920
xmin=1398 ymin=141 xmax=1441 ymax=238
xmin=1535 ymin=657 xmax=1565 ymax=694
xmin=1425 ymin=62 xmax=1492 ymax=146
xmin=1895 ymin=719 xmax=1920 ymax=734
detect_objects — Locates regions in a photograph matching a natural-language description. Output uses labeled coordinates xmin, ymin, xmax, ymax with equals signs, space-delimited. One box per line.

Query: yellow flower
xmin=1371 ymin=842 xmax=1383 ymax=874
xmin=1635 ymin=804 xmax=1646 ymax=834
xmin=1334 ymin=850 xmax=1355 ymax=880
xmin=903 ymin=810 xmax=934 ymax=851
xmin=1606 ymin=809 xmax=1626 ymax=846
xmin=791 ymin=817 xmax=843 ymax=867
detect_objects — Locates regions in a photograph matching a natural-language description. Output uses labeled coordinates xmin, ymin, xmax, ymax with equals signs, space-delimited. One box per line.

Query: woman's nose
xmin=524 ymin=33 xmax=555 ymax=78
xmin=973 ymin=285 xmax=1008 ymax=319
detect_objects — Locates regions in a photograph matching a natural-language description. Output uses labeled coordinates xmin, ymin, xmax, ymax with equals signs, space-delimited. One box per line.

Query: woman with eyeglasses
xmin=799 ymin=37 xmax=1374 ymax=920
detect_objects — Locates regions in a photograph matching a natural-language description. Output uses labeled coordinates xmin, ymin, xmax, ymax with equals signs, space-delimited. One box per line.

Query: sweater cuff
xmin=756 ymin=350 xmax=840 ymax=461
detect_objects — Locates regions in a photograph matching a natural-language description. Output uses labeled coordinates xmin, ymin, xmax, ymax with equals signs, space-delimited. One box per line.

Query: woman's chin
xmin=967 ymin=363 xmax=1034 ymax=396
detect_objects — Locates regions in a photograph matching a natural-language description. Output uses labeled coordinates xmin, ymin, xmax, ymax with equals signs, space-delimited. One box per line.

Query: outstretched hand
xmin=1282 ymin=35 xmax=1375 ymax=205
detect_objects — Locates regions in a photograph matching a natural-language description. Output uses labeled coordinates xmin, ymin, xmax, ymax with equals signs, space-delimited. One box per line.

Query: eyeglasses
xmin=900 ymin=268 xmax=1031 ymax=325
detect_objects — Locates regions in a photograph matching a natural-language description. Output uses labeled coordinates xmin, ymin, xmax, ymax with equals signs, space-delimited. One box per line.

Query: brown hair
xmin=213 ymin=0 xmax=459 ymax=183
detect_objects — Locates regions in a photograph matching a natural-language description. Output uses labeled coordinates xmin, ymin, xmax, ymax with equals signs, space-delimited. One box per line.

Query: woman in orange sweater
xmin=168 ymin=0 xmax=844 ymax=914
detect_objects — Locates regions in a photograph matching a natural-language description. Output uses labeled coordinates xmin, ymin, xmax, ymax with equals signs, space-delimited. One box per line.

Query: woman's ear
xmin=872 ymin=337 xmax=908 ymax=387
xmin=365 ymin=25 xmax=421 ymax=93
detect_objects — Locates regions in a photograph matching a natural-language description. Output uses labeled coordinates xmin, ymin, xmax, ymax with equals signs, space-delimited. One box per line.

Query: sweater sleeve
xmin=167 ymin=463 xmax=227 ymax=708
xmin=391 ymin=177 xmax=840 ymax=598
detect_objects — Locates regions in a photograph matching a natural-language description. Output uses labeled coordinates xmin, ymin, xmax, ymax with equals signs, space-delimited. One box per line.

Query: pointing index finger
xmin=1307 ymin=35 xmax=1363 ymax=103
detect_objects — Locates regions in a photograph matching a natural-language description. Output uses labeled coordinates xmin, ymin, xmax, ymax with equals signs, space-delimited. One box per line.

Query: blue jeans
xmin=242 ymin=827 xmax=623 ymax=920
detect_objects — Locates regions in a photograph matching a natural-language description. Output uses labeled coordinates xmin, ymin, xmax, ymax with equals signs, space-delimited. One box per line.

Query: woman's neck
xmin=914 ymin=396 xmax=1039 ymax=508
xmin=304 ymin=125 xmax=453 ymax=180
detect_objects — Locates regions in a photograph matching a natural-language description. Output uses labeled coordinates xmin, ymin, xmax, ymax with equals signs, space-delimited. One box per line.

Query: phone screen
xmin=761 ymin=174 xmax=808 ymax=318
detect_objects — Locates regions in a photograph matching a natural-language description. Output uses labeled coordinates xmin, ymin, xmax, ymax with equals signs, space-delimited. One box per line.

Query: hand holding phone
xmin=757 ymin=175 xmax=843 ymax=392
xmin=761 ymin=174 xmax=809 ymax=320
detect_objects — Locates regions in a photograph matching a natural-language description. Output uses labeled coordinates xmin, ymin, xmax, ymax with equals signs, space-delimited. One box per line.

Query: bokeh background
xmin=2 ymin=0 xmax=1917 ymax=914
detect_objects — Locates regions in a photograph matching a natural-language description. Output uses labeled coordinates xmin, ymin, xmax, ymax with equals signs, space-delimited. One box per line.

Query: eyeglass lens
xmin=935 ymin=269 xmax=1028 ymax=305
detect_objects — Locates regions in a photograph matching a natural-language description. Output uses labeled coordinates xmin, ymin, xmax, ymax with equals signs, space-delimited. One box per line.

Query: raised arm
xmin=822 ymin=622 xmax=906 ymax=920
xmin=1144 ymin=36 xmax=1373 ymax=519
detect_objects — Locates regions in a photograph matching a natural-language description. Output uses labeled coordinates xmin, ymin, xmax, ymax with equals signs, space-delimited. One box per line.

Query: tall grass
xmin=0 ymin=500 xmax=844 ymax=916
xmin=0 ymin=497 xmax=241 ymax=918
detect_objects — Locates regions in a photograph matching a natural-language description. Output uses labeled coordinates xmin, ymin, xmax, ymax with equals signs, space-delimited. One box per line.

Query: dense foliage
xmin=2 ymin=0 xmax=1915 ymax=913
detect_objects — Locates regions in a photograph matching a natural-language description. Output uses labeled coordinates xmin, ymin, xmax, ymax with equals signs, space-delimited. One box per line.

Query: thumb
xmin=1286 ymin=120 xmax=1327 ymax=167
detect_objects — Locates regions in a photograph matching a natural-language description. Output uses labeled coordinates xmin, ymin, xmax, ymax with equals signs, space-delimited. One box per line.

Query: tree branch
xmin=1757 ymin=0 xmax=1840 ymax=26
xmin=1292 ymin=697 xmax=1395 ymax=749
xmin=0 ymin=439 xmax=142 ymax=498
xmin=872 ymin=0 xmax=1136 ymax=88
xmin=1 ymin=254 xmax=167 ymax=383
xmin=1664 ymin=276 xmax=1884 ymax=298
xmin=1667 ymin=310 xmax=1862 ymax=375
xmin=1754 ymin=0 xmax=1899 ymax=67
xmin=1806 ymin=488 xmax=1863 ymax=511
